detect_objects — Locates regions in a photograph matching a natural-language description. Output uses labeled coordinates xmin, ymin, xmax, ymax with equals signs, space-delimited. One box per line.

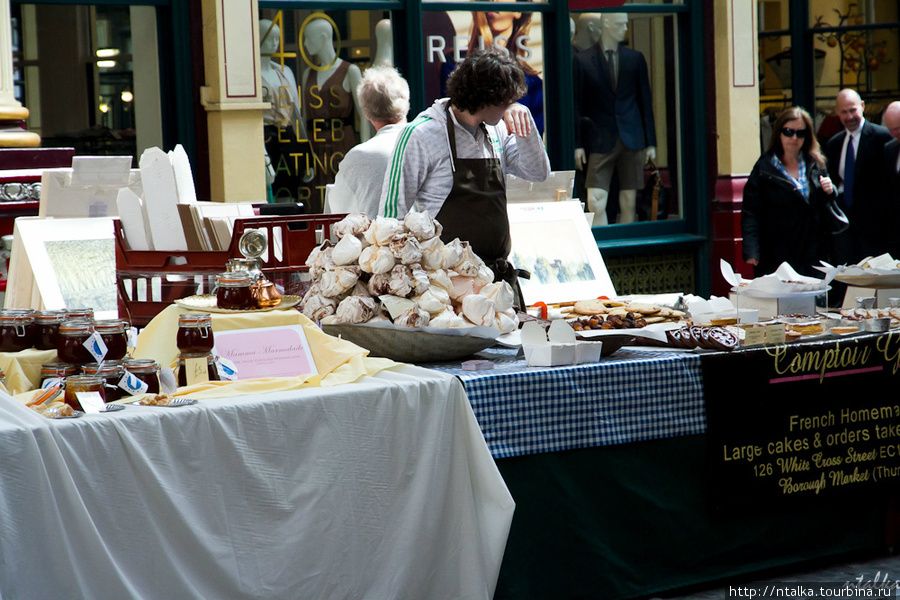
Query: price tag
xmin=127 ymin=327 xmax=139 ymax=353
xmin=75 ymin=391 xmax=106 ymax=413
xmin=118 ymin=371 xmax=149 ymax=396
xmin=743 ymin=326 xmax=766 ymax=347
xmin=41 ymin=377 xmax=63 ymax=390
xmin=159 ymin=368 xmax=177 ymax=395
xmin=765 ymin=323 xmax=786 ymax=345
xmin=84 ymin=332 xmax=108 ymax=363
xmin=184 ymin=356 xmax=210 ymax=386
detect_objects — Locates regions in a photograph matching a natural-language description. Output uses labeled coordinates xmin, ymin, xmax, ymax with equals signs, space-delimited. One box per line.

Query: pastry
xmin=394 ymin=306 xmax=431 ymax=328
xmin=429 ymin=307 xmax=469 ymax=328
xmin=403 ymin=210 xmax=442 ymax=241
xmin=389 ymin=233 xmax=424 ymax=265
xmin=414 ymin=287 xmax=452 ymax=314
xmin=332 ymin=213 xmax=372 ymax=239
xmin=358 ymin=245 xmax=396 ymax=275
xmin=479 ymin=281 xmax=515 ymax=312
xmin=495 ymin=307 xmax=519 ymax=334
xmin=318 ymin=266 xmax=361 ymax=297
xmin=332 ymin=234 xmax=363 ymax=266
xmin=363 ymin=217 xmax=403 ymax=246
xmin=409 ymin=264 xmax=431 ymax=296
xmin=448 ymin=274 xmax=476 ymax=301
xmin=367 ymin=272 xmax=392 ymax=297
xmin=388 ymin=264 xmax=415 ymax=298
xmin=461 ymin=293 xmax=496 ymax=326
xmin=441 ymin=238 xmax=465 ymax=270
xmin=419 ymin=237 xmax=446 ymax=271
xmin=335 ymin=296 xmax=378 ymax=324
xmin=300 ymin=290 xmax=337 ymax=321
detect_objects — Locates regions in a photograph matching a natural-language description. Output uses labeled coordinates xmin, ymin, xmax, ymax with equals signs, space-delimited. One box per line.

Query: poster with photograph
xmin=423 ymin=8 xmax=545 ymax=134
xmin=508 ymin=202 xmax=615 ymax=305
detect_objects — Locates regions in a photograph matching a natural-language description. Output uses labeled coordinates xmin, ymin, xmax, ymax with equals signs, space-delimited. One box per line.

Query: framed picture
xmin=10 ymin=217 xmax=117 ymax=319
xmin=507 ymin=201 xmax=616 ymax=305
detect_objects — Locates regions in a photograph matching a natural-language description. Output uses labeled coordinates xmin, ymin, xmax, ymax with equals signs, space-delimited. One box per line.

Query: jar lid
xmin=124 ymin=358 xmax=159 ymax=371
xmin=0 ymin=310 xmax=33 ymax=322
xmin=34 ymin=310 xmax=67 ymax=322
xmin=178 ymin=312 xmax=212 ymax=323
xmin=41 ymin=362 xmax=77 ymax=373
xmin=65 ymin=308 xmax=94 ymax=317
xmin=94 ymin=319 xmax=127 ymax=331
xmin=82 ymin=362 xmax=125 ymax=376
xmin=177 ymin=352 xmax=216 ymax=364
xmin=59 ymin=319 xmax=95 ymax=333
xmin=216 ymin=272 xmax=252 ymax=286
xmin=65 ymin=374 xmax=103 ymax=383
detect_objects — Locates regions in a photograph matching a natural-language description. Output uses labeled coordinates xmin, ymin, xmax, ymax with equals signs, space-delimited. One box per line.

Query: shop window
xmin=10 ymin=4 xmax=163 ymax=162
xmin=422 ymin=9 xmax=545 ymax=134
xmin=570 ymin=11 xmax=682 ymax=226
xmin=258 ymin=8 xmax=391 ymax=211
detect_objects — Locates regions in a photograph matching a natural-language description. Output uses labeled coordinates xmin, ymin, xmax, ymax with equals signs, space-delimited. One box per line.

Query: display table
xmin=0 ymin=365 xmax=514 ymax=600
xmin=427 ymin=343 xmax=889 ymax=600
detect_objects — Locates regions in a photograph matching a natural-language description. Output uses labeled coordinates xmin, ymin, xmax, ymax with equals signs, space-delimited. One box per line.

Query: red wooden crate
xmin=115 ymin=214 xmax=345 ymax=326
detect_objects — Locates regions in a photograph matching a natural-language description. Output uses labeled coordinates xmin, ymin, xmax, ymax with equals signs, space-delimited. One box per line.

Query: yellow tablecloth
xmin=0 ymin=348 xmax=58 ymax=395
xmin=132 ymin=305 xmax=398 ymax=397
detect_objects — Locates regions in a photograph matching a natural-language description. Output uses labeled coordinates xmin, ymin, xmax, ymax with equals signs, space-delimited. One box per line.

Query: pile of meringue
xmin=299 ymin=211 xmax=518 ymax=333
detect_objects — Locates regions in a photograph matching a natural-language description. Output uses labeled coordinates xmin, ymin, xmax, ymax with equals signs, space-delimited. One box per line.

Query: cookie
xmin=573 ymin=299 xmax=608 ymax=315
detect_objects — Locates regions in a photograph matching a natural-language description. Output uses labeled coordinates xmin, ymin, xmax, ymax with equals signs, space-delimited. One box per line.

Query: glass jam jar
xmin=82 ymin=362 xmax=125 ymax=402
xmin=176 ymin=353 xmax=220 ymax=387
xmin=65 ymin=308 xmax=94 ymax=321
xmin=94 ymin=319 xmax=129 ymax=361
xmin=176 ymin=313 xmax=214 ymax=354
xmin=63 ymin=374 xmax=105 ymax=411
xmin=57 ymin=320 xmax=96 ymax=365
xmin=123 ymin=358 xmax=160 ymax=395
xmin=34 ymin=310 xmax=67 ymax=351
xmin=40 ymin=362 xmax=78 ymax=387
xmin=0 ymin=309 xmax=36 ymax=352
xmin=216 ymin=272 xmax=256 ymax=310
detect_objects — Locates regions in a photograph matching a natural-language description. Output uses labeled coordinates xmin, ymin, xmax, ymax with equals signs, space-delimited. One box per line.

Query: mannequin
xmin=374 ymin=19 xmax=393 ymax=67
xmin=260 ymin=19 xmax=312 ymax=204
xmin=572 ymin=13 xmax=600 ymax=52
xmin=301 ymin=17 xmax=370 ymax=212
xmin=573 ymin=13 xmax=656 ymax=225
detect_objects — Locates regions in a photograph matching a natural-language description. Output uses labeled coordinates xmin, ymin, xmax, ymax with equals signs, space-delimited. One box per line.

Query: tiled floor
xmin=659 ymin=550 xmax=900 ymax=599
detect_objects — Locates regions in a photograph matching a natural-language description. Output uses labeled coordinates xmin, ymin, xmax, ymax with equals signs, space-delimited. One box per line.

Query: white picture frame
xmin=507 ymin=201 xmax=616 ymax=305
xmin=9 ymin=217 xmax=117 ymax=319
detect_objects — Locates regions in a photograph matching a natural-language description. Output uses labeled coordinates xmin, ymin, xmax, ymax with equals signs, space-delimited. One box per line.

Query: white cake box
xmin=521 ymin=320 xmax=602 ymax=366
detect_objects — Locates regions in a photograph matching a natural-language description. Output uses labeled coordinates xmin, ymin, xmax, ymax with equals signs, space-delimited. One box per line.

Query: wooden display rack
xmin=115 ymin=214 xmax=344 ymax=326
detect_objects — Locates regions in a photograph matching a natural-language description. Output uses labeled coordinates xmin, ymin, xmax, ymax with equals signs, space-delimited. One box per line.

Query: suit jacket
xmin=825 ymin=120 xmax=892 ymax=260
xmin=573 ymin=45 xmax=656 ymax=154
xmin=883 ymin=138 xmax=900 ymax=257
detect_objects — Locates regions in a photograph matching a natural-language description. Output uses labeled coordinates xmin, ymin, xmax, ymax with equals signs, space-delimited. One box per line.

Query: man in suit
xmin=882 ymin=101 xmax=900 ymax=258
xmin=573 ymin=12 xmax=656 ymax=226
xmin=825 ymin=89 xmax=892 ymax=264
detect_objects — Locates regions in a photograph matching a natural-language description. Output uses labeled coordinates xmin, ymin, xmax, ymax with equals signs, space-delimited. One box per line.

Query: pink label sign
xmin=212 ymin=325 xmax=318 ymax=380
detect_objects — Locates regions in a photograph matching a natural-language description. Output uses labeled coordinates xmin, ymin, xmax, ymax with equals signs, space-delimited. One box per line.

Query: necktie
xmin=606 ymin=50 xmax=616 ymax=89
xmin=843 ymin=136 xmax=855 ymax=207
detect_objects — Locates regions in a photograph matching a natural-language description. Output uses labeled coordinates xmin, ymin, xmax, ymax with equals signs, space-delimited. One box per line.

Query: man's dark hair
xmin=446 ymin=48 xmax=528 ymax=115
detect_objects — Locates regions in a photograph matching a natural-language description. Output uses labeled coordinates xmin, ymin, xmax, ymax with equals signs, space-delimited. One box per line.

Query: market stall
xmin=0 ymin=365 xmax=514 ymax=600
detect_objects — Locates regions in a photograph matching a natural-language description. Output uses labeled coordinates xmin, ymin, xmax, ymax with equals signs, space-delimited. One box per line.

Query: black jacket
xmin=741 ymin=152 xmax=835 ymax=278
xmin=825 ymin=120 xmax=892 ymax=261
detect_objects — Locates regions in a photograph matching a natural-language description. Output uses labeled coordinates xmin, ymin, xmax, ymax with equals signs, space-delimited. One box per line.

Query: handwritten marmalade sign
xmin=702 ymin=331 xmax=900 ymax=513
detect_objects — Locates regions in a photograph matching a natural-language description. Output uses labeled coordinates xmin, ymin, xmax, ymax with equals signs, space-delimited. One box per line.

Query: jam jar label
xmin=85 ymin=332 xmax=108 ymax=363
xmin=215 ymin=356 xmax=239 ymax=381
xmin=118 ymin=371 xmax=149 ymax=396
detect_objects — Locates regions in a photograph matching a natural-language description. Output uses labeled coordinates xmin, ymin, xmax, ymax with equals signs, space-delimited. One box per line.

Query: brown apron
xmin=436 ymin=104 xmax=529 ymax=308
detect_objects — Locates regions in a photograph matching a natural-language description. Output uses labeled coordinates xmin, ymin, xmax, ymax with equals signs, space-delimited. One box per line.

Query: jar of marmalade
xmin=82 ymin=362 xmax=125 ymax=402
xmin=34 ymin=310 xmax=67 ymax=350
xmin=94 ymin=319 xmax=129 ymax=361
xmin=176 ymin=313 xmax=214 ymax=354
xmin=0 ymin=309 xmax=36 ymax=352
xmin=215 ymin=272 xmax=255 ymax=310
xmin=40 ymin=362 xmax=78 ymax=386
xmin=65 ymin=308 xmax=94 ymax=321
xmin=123 ymin=358 xmax=160 ymax=395
xmin=63 ymin=374 xmax=105 ymax=411
xmin=176 ymin=353 xmax=220 ymax=387
xmin=57 ymin=320 xmax=96 ymax=365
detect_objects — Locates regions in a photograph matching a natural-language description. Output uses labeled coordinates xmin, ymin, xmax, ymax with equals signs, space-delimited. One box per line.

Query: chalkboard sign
xmin=703 ymin=331 xmax=900 ymax=513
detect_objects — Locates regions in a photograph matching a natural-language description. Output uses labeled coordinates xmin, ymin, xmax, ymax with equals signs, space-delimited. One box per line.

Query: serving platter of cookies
xmin=561 ymin=299 xmax=689 ymax=330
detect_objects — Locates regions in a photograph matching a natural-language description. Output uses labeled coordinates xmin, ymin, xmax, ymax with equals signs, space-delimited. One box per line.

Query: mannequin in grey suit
xmin=574 ymin=13 xmax=656 ymax=226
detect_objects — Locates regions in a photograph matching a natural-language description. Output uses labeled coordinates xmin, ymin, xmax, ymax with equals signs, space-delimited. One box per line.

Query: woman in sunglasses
xmin=742 ymin=106 xmax=836 ymax=278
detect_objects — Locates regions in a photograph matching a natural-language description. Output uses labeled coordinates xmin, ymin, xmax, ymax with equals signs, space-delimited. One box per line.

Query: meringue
xmin=448 ymin=274 xmax=476 ymax=302
xmin=301 ymin=292 xmax=337 ymax=321
xmin=409 ymin=264 xmax=431 ymax=295
xmin=388 ymin=233 xmax=424 ymax=265
xmin=461 ymin=293 xmax=496 ymax=326
xmin=358 ymin=245 xmax=396 ymax=274
xmin=441 ymin=238 xmax=465 ymax=270
xmin=318 ymin=266 xmax=361 ymax=297
xmin=335 ymin=295 xmax=378 ymax=324
xmin=479 ymin=281 xmax=515 ymax=312
xmin=367 ymin=272 xmax=392 ymax=296
xmin=332 ymin=234 xmax=363 ymax=266
xmin=332 ymin=213 xmax=371 ymax=239
xmin=419 ymin=237 xmax=446 ymax=271
xmin=414 ymin=286 xmax=452 ymax=315
xmin=429 ymin=308 xmax=469 ymax=329
xmin=495 ymin=307 xmax=519 ymax=333
xmin=427 ymin=269 xmax=453 ymax=293
xmin=403 ymin=210 xmax=442 ymax=241
xmin=394 ymin=306 xmax=431 ymax=328
xmin=387 ymin=264 xmax=415 ymax=298
xmin=363 ymin=217 xmax=403 ymax=246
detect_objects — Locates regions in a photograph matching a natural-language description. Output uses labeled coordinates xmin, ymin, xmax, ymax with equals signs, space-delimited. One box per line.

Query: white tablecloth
xmin=0 ymin=366 xmax=514 ymax=600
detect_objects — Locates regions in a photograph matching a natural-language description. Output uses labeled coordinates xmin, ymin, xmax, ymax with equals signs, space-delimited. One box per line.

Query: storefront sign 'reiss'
xmin=702 ymin=331 xmax=900 ymax=513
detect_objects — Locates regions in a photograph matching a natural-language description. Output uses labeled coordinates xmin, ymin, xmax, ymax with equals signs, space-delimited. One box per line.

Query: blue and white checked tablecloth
xmin=423 ymin=346 xmax=707 ymax=459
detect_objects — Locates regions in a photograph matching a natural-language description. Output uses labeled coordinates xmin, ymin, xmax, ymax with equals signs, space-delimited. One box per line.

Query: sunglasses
xmin=781 ymin=127 xmax=809 ymax=139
